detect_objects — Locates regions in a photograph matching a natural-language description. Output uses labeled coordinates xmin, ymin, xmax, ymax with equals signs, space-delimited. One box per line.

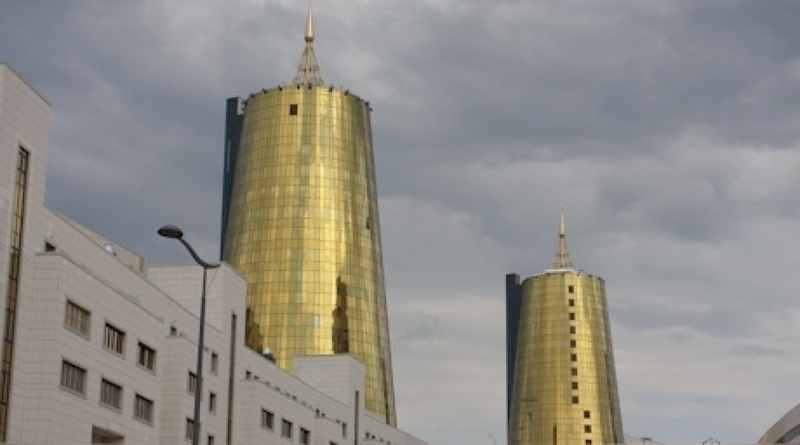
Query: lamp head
xmin=157 ymin=225 xmax=184 ymax=239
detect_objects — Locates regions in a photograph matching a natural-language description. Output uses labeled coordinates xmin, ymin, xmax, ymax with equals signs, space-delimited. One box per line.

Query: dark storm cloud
xmin=4 ymin=1 xmax=800 ymax=443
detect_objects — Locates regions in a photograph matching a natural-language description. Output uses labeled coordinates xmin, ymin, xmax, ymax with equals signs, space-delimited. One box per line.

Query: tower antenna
xmin=551 ymin=212 xmax=574 ymax=270
xmin=292 ymin=5 xmax=324 ymax=86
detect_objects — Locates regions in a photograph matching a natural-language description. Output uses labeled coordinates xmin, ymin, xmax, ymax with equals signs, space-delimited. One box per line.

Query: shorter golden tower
xmin=507 ymin=215 xmax=624 ymax=445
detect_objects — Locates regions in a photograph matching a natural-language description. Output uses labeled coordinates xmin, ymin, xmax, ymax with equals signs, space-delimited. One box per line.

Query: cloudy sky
xmin=4 ymin=1 xmax=800 ymax=443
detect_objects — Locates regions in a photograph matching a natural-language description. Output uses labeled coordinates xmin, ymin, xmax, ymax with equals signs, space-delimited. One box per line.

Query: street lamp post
xmin=158 ymin=224 xmax=220 ymax=445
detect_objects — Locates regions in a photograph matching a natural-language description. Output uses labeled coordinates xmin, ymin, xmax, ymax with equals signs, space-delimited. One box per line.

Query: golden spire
xmin=551 ymin=213 xmax=574 ymax=270
xmin=292 ymin=6 xmax=325 ymax=87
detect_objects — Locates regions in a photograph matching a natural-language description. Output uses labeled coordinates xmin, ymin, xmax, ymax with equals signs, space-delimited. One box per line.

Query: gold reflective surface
xmin=510 ymin=272 xmax=624 ymax=445
xmin=223 ymin=86 xmax=395 ymax=424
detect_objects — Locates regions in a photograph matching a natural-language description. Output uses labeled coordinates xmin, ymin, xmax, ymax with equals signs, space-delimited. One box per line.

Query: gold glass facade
xmin=509 ymin=271 xmax=624 ymax=445
xmin=223 ymin=86 xmax=396 ymax=424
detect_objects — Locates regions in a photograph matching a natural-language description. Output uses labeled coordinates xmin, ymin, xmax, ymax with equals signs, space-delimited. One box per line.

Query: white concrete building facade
xmin=0 ymin=62 xmax=426 ymax=445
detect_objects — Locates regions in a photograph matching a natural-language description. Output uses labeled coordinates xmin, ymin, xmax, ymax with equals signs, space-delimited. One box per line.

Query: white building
xmin=0 ymin=62 xmax=427 ymax=445
xmin=759 ymin=403 xmax=800 ymax=445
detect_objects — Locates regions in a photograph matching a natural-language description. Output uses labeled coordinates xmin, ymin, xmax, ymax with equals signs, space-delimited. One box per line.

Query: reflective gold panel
xmin=223 ymin=86 xmax=396 ymax=425
xmin=508 ymin=219 xmax=623 ymax=444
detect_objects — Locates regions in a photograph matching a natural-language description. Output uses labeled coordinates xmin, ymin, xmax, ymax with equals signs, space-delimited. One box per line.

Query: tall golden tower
xmin=221 ymin=8 xmax=396 ymax=424
xmin=506 ymin=215 xmax=624 ymax=445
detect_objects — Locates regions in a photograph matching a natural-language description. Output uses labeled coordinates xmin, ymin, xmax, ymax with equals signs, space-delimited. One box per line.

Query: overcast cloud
xmin=3 ymin=1 xmax=800 ymax=443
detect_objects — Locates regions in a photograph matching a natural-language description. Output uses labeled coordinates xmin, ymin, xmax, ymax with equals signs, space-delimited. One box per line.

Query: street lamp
xmin=158 ymin=224 xmax=220 ymax=445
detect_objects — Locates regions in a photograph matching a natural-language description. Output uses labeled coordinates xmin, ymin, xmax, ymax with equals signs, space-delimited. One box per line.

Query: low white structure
xmin=0 ymin=62 xmax=426 ymax=445
xmin=760 ymin=403 xmax=800 ymax=445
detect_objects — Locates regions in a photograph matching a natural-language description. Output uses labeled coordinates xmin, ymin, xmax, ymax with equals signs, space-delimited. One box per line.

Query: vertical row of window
xmin=0 ymin=147 xmax=29 ymax=441
xmin=568 ymin=294 xmax=579 ymax=406
xmin=568 ymin=287 xmax=593 ymax=445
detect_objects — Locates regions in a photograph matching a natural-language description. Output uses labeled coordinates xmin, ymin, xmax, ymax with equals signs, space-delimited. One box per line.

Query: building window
xmin=300 ymin=428 xmax=311 ymax=445
xmin=571 ymin=354 xmax=577 ymax=362
xmin=210 ymin=352 xmax=218 ymax=374
xmin=138 ymin=342 xmax=156 ymax=371
xmin=342 ymin=422 xmax=347 ymax=438
xmin=134 ymin=394 xmax=154 ymax=423
xmin=281 ymin=419 xmax=293 ymax=438
xmin=586 ymin=440 xmax=593 ymax=445
xmin=568 ymin=285 xmax=574 ymax=293
xmin=60 ymin=360 xmax=86 ymax=395
xmin=186 ymin=418 xmax=195 ymax=441
xmin=65 ymin=300 xmax=90 ymax=336
xmin=0 ymin=147 xmax=29 ymax=441
xmin=289 ymin=104 xmax=298 ymax=115
xmin=568 ymin=298 xmax=575 ymax=307
xmin=188 ymin=372 xmax=197 ymax=395
xmin=572 ymin=382 xmax=579 ymax=390
xmin=584 ymin=410 xmax=591 ymax=419
xmin=572 ymin=396 xmax=579 ymax=404
xmin=104 ymin=323 xmax=125 ymax=355
xmin=100 ymin=379 xmax=122 ymax=409
xmin=585 ymin=425 xmax=592 ymax=433
xmin=570 ymin=339 xmax=577 ymax=348
xmin=209 ymin=392 xmax=217 ymax=413
xmin=569 ymin=312 xmax=575 ymax=321
xmin=208 ymin=435 xmax=215 ymax=445
xmin=570 ymin=326 xmax=576 ymax=334
xmin=571 ymin=367 xmax=578 ymax=376
xmin=261 ymin=409 xmax=274 ymax=430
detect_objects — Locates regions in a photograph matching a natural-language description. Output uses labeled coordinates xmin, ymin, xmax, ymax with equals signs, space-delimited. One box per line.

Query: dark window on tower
xmin=584 ymin=410 xmax=591 ymax=419
xmin=569 ymin=313 xmax=575 ymax=321
xmin=570 ymin=340 xmax=577 ymax=348
xmin=571 ymin=367 xmax=578 ymax=376
xmin=569 ymin=299 xmax=575 ymax=307
xmin=568 ymin=285 xmax=575 ymax=293
xmin=571 ymin=354 xmax=577 ymax=362
xmin=572 ymin=382 xmax=579 ymax=390
xmin=570 ymin=326 xmax=576 ymax=334
xmin=585 ymin=425 xmax=592 ymax=433
xmin=289 ymin=104 xmax=298 ymax=115
xmin=572 ymin=396 xmax=579 ymax=404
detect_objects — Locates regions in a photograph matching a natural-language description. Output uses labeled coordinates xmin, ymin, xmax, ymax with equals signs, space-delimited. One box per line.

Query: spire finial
xmin=292 ymin=6 xmax=324 ymax=87
xmin=551 ymin=212 xmax=574 ymax=270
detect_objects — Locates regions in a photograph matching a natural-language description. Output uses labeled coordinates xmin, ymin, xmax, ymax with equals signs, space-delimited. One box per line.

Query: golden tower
xmin=221 ymin=8 xmax=396 ymax=424
xmin=507 ymin=215 xmax=624 ymax=444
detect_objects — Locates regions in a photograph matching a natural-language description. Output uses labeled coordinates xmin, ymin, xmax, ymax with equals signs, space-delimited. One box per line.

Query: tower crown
xmin=549 ymin=213 xmax=575 ymax=271
xmin=292 ymin=7 xmax=325 ymax=87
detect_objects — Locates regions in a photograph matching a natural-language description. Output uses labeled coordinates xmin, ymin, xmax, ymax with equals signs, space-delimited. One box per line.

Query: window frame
xmin=185 ymin=418 xmax=195 ymax=441
xmin=261 ymin=408 xmax=274 ymax=430
xmin=137 ymin=341 xmax=157 ymax=372
xmin=60 ymin=360 xmax=87 ymax=396
xmin=134 ymin=394 xmax=154 ymax=424
xmin=210 ymin=352 xmax=218 ymax=374
xmin=187 ymin=371 xmax=197 ymax=395
xmin=103 ymin=322 xmax=126 ymax=356
xmin=100 ymin=378 xmax=123 ymax=410
xmin=281 ymin=418 xmax=293 ymax=438
xmin=64 ymin=300 xmax=91 ymax=337
xmin=209 ymin=392 xmax=217 ymax=413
